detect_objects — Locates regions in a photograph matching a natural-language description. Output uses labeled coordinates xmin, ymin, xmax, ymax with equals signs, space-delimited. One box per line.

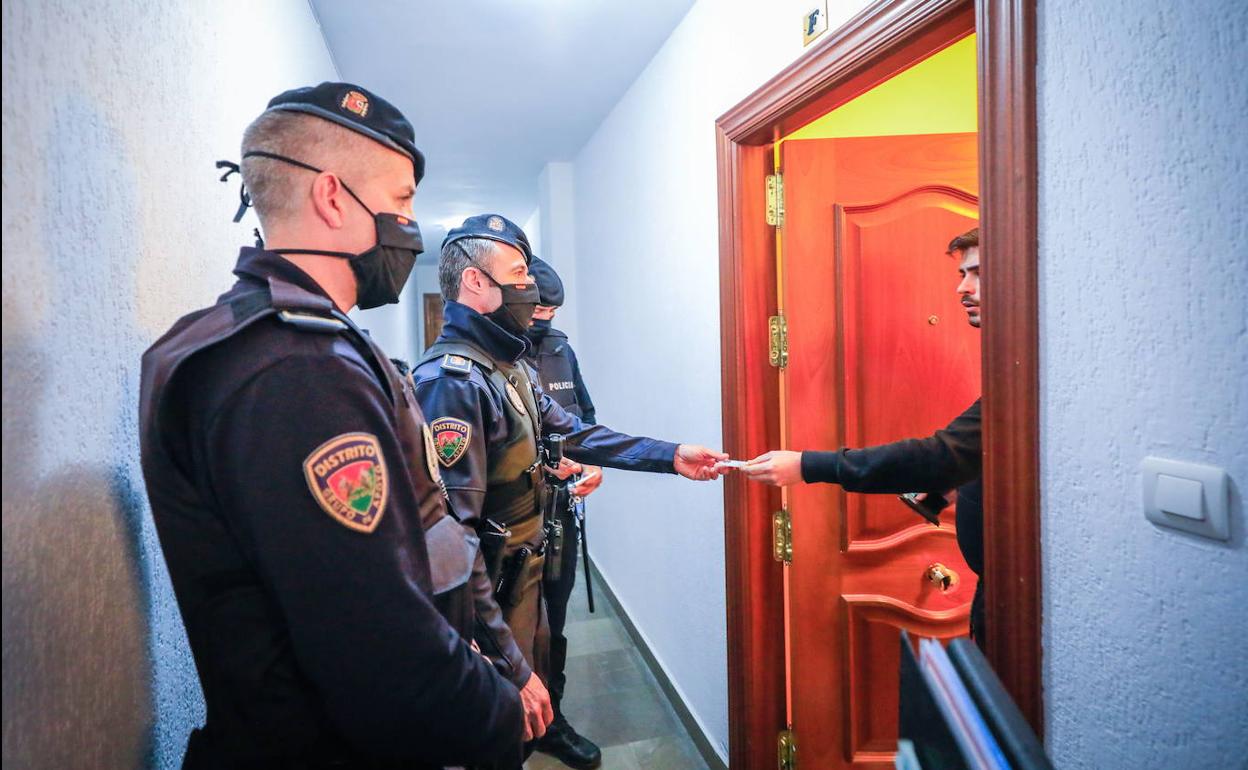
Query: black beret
xmin=265 ymin=82 xmax=426 ymax=184
xmin=443 ymin=214 xmax=533 ymax=264
xmin=528 ymin=257 xmax=565 ymax=306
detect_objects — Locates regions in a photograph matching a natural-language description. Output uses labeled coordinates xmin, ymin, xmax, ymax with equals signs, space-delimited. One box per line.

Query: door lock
xmin=925 ymin=563 xmax=958 ymax=591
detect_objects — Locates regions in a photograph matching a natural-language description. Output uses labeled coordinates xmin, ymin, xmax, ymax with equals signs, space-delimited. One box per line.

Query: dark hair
xmin=946 ymin=227 xmax=979 ymax=255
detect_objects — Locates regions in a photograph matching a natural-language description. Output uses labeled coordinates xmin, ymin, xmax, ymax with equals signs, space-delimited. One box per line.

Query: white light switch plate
xmin=1141 ymin=456 xmax=1230 ymax=541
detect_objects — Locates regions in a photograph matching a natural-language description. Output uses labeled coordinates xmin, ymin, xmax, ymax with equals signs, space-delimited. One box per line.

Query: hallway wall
xmin=1036 ymin=1 xmax=1248 ymax=766
xmin=551 ymin=0 xmax=873 ymax=757
xmin=351 ymin=281 xmax=423 ymax=364
xmin=537 ymin=162 xmax=582 ymax=347
xmin=1 ymin=1 xmax=337 ymax=767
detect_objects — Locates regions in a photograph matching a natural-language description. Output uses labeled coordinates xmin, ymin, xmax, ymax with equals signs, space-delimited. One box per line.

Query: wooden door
xmin=780 ymin=133 xmax=979 ymax=768
xmin=422 ymin=293 xmax=444 ymax=352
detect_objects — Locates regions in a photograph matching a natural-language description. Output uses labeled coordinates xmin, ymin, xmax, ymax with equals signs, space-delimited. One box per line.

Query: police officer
xmin=522 ymin=257 xmax=604 ymax=768
xmin=139 ymin=83 xmax=523 ymax=769
xmin=737 ymin=228 xmax=987 ymax=647
xmin=411 ymin=215 xmax=727 ymax=766
xmin=524 ymin=257 xmax=597 ymax=424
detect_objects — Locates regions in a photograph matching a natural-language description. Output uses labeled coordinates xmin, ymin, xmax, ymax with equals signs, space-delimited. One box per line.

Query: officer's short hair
xmin=240 ymin=111 xmax=379 ymax=227
xmin=439 ymin=237 xmax=499 ymax=301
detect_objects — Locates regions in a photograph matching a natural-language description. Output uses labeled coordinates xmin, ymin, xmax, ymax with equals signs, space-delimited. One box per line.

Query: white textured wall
xmin=1037 ymin=1 xmax=1248 ymax=766
xmin=560 ymin=0 xmax=872 ymax=756
xmin=537 ymin=162 xmax=581 ymax=345
xmin=1 ymin=1 xmax=336 ymax=767
xmin=352 ymin=281 xmax=421 ymax=363
xmin=523 ymin=207 xmax=543 ymax=260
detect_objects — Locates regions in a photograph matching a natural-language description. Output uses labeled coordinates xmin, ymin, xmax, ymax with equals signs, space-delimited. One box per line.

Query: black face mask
xmin=525 ymin=317 xmax=553 ymax=343
xmin=243 ymin=151 xmax=423 ymax=310
xmin=478 ymin=268 xmax=540 ymax=337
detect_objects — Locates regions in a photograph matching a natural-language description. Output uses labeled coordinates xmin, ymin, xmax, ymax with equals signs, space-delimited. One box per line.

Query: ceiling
xmin=310 ymin=0 xmax=696 ymax=252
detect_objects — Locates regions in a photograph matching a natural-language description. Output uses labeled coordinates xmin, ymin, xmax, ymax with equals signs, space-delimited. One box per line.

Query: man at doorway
xmin=735 ymin=228 xmax=987 ymax=646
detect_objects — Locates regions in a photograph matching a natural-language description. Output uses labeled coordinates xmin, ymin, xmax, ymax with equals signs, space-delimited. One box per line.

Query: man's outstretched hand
xmin=735 ymin=450 xmax=804 ymax=486
xmin=674 ymin=445 xmax=730 ymax=480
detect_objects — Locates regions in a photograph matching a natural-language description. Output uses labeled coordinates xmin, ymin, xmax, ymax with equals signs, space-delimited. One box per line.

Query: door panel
xmin=839 ymin=187 xmax=981 ymax=545
xmin=782 ymin=133 xmax=978 ymax=768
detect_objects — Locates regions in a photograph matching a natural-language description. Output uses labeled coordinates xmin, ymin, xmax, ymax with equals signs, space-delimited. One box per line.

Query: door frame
xmin=715 ymin=1 xmax=1040 ymax=766
xmin=422 ymin=292 xmax=444 ymax=352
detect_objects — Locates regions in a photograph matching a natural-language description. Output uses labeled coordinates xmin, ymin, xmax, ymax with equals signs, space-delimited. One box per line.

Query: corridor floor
xmin=525 ymin=573 xmax=711 ymax=770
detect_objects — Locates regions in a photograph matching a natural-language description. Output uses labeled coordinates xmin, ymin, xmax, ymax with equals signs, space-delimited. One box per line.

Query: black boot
xmin=536 ymin=716 xmax=602 ymax=769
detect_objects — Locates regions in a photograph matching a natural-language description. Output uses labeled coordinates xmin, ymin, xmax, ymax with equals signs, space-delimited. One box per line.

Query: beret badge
xmin=340 ymin=90 xmax=370 ymax=118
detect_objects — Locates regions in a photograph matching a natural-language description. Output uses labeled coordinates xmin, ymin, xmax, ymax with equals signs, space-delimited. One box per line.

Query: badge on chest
xmin=421 ymin=423 xmax=443 ymax=482
xmin=505 ymin=381 xmax=528 ymax=416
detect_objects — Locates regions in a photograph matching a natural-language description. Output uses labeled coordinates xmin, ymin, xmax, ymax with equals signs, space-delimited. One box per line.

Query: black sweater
xmin=800 ymin=399 xmax=983 ymax=574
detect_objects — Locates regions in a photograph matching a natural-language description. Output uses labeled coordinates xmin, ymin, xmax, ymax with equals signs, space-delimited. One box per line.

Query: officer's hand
xmin=571 ymin=465 xmax=604 ymax=497
xmin=674 ymin=445 xmax=731 ymax=481
xmin=519 ymin=672 xmax=554 ymax=742
xmin=740 ymin=450 xmax=804 ymax=486
xmin=548 ymin=456 xmax=584 ymax=481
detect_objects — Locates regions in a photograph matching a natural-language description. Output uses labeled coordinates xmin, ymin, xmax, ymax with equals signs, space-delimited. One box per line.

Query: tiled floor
xmin=525 ymin=574 xmax=710 ymax=770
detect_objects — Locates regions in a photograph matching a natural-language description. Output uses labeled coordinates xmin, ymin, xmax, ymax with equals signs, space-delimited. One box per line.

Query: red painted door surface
xmin=780 ymin=133 xmax=980 ymax=768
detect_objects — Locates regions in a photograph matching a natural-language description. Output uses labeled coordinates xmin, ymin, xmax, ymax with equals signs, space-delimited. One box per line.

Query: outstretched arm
xmin=739 ymin=399 xmax=981 ymax=490
xmin=537 ymin=387 xmax=726 ymax=479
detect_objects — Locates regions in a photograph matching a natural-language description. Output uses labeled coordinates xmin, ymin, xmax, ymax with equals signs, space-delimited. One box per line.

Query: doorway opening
xmin=715 ymin=2 xmax=1039 ymax=768
xmin=776 ymin=32 xmax=980 ymax=769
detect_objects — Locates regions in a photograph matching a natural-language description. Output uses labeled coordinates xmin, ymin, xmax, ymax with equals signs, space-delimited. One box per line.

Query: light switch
xmin=1141 ymin=457 xmax=1230 ymax=541
xmin=1155 ymin=474 xmax=1204 ymax=520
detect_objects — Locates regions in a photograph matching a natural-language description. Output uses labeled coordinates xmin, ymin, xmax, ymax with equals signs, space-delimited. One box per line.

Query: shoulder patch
xmin=430 ymin=417 xmax=472 ymax=467
xmin=303 ymin=432 xmax=388 ymax=533
xmin=439 ymin=353 xmax=473 ymax=375
xmin=278 ymin=310 xmax=347 ymax=334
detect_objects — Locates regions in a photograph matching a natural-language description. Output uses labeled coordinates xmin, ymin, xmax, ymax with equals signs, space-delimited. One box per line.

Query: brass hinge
xmin=768 ymin=314 xmax=789 ymax=368
xmin=773 ymin=509 xmax=792 ymax=564
xmin=778 ymin=728 xmax=797 ymax=770
xmin=766 ymin=173 xmax=785 ymax=226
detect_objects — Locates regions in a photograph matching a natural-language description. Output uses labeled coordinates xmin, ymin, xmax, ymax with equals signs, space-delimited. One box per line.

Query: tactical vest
xmin=421 ymin=340 xmax=547 ymax=551
xmin=526 ymin=331 xmax=583 ymax=419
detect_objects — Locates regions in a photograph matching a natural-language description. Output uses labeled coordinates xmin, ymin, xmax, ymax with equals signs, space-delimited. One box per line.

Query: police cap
xmin=528 ymin=257 xmax=565 ymax=307
xmin=265 ymin=82 xmax=426 ymax=184
xmin=443 ymin=214 xmax=533 ymax=264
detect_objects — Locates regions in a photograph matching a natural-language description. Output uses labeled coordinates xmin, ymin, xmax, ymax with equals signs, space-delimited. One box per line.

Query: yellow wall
xmin=784 ymin=33 xmax=977 ymax=141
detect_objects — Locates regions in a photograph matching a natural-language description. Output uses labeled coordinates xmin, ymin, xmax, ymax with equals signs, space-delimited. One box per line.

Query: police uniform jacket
xmin=412 ymin=301 xmax=677 ymax=687
xmin=523 ymin=326 xmax=595 ymax=424
xmin=799 ymin=399 xmax=983 ymax=575
xmin=138 ymin=248 xmax=522 ymax=769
